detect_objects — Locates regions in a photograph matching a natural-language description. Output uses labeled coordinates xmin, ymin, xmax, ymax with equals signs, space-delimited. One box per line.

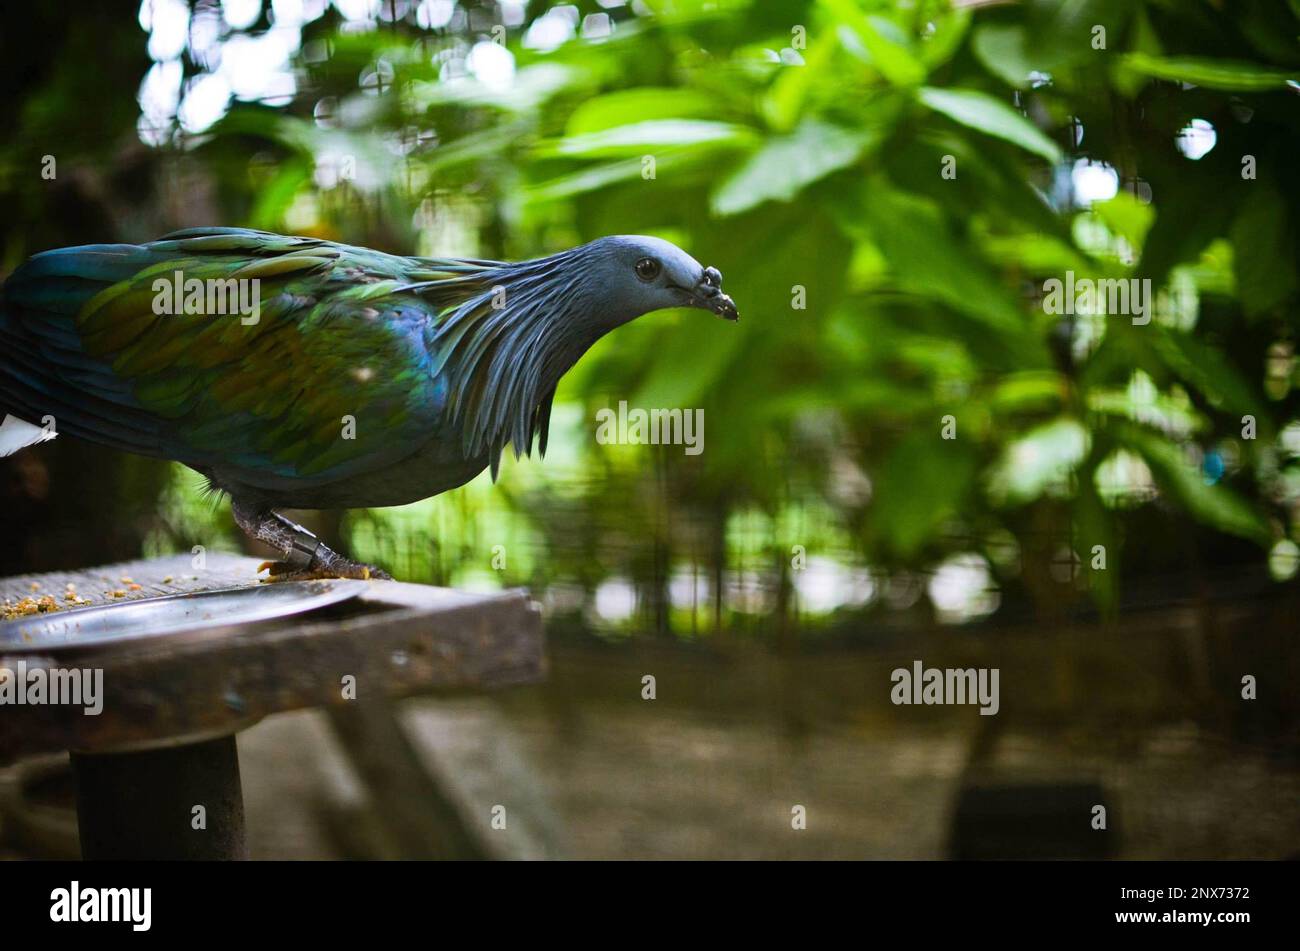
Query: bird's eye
xmin=634 ymin=257 xmax=661 ymax=282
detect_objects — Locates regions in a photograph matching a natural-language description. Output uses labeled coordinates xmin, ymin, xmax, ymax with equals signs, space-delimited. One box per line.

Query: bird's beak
xmin=692 ymin=266 xmax=739 ymax=321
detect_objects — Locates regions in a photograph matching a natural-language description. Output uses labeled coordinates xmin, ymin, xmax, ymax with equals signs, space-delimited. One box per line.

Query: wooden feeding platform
xmin=0 ymin=553 xmax=545 ymax=859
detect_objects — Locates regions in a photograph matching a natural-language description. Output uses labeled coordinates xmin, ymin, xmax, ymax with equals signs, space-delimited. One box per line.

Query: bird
xmin=0 ymin=227 xmax=738 ymax=579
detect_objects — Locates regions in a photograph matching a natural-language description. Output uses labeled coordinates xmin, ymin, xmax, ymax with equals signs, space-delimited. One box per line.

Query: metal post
xmin=71 ymin=734 xmax=247 ymax=860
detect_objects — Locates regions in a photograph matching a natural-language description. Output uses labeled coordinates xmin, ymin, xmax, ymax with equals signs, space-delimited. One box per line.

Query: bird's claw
xmin=257 ymin=558 xmax=391 ymax=582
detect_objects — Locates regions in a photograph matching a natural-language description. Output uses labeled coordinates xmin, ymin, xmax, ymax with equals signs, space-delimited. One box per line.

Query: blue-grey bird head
xmin=426 ymin=233 xmax=737 ymax=476
xmin=574 ymin=235 xmax=739 ymax=326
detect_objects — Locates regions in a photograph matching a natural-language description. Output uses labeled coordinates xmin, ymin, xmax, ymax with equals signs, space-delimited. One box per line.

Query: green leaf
xmin=248 ymin=159 xmax=310 ymax=231
xmin=1119 ymin=53 xmax=1299 ymax=92
xmin=1138 ymin=171 xmax=1235 ymax=287
xmin=1075 ymin=452 xmax=1120 ymax=616
xmin=1230 ymin=181 xmax=1296 ymax=314
xmin=763 ymin=22 xmax=838 ymax=132
xmin=1092 ymin=192 xmax=1155 ymax=256
xmin=525 ymin=154 xmax=690 ymax=203
xmin=854 ymin=186 xmax=1039 ymax=354
xmin=411 ymin=63 xmax=584 ymax=113
xmin=919 ymin=7 xmax=971 ymax=69
xmin=988 ymin=371 xmax=1067 ymax=415
xmin=987 ymin=418 xmax=1089 ymax=505
xmin=821 ymin=0 xmax=927 ymax=86
xmin=918 ymin=87 xmax=1062 ymax=163
xmin=1116 ymin=425 xmax=1270 ymax=545
xmin=566 ymin=88 xmax=720 ymax=135
xmin=542 ymin=120 xmax=755 ymax=158
xmin=1150 ymin=327 xmax=1268 ymax=424
xmin=629 ymin=310 xmax=747 ymax=410
xmin=711 ymin=120 xmax=875 ymax=216
xmin=971 ymin=24 xmax=1038 ymax=88
xmin=871 ymin=431 xmax=979 ymax=559
xmin=422 ymin=124 xmax=526 ymax=176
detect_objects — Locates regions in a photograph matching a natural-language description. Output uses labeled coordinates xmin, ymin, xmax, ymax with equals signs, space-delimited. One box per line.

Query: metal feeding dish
xmin=0 ymin=579 xmax=368 ymax=652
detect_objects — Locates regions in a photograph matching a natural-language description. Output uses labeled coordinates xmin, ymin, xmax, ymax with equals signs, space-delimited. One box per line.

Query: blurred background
xmin=1 ymin=0 xmax=1299 ymax=858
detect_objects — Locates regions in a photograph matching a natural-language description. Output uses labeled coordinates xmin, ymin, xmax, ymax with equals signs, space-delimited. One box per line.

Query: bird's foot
xmin=257 ymin=556 xmax=391 ymax=582
xmin=231 ymin=499 xmax=392 ymax=582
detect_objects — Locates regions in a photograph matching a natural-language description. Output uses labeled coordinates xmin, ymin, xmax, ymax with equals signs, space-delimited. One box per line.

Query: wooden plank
xmin=0 ymin=555 xmax=545 ymax=764
xmin=326 ymin=700 xmax=491 ymax=860
xmin=399 ymin=699 xmax=570 ymax=860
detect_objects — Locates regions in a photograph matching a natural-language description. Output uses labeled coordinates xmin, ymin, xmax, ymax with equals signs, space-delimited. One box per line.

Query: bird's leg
xmin=230 ymin=499 xmax=391 ymax=581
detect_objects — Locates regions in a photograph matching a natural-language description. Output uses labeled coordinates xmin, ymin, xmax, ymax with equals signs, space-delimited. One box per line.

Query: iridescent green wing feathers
xmin=2 ymin=228 xmax=498 ymax=489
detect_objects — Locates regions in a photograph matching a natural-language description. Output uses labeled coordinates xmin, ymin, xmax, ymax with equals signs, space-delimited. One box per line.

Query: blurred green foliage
xmin=5 ymin=0 xmax=1300 ymax=639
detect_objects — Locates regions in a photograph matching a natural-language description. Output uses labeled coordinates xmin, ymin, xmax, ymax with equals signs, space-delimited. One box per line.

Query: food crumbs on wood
xmin=161 ymin=575 xmax=173 ymax=584
xmin=119 ymin=576 xmax=133 ymax=584
xmin=28 ymin=582 xmax=40 ymax=592
xmin=109 ymin=589 xmax=127 ymax=598
xmin=128 ymin=583 xmax=142 ymax=590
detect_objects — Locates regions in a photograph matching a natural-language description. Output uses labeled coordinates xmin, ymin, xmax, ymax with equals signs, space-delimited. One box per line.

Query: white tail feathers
xmin=0 ymin=414 xmax=58 ymax=456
